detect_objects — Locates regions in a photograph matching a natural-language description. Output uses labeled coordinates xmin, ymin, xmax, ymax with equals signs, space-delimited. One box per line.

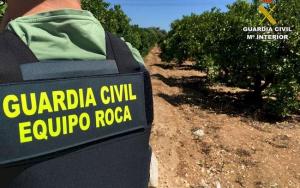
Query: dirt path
xmin=145 ymin=47 xmax=300 ymax=188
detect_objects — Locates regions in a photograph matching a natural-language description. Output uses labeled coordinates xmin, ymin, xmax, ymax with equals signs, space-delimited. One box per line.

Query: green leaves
xmin=81 ymin=0 xmax=165 ymax=56
xmin=160 ymin=0 xmax=300 ymax=118
xmin=0 ymin=4 xmax=6 ymax=21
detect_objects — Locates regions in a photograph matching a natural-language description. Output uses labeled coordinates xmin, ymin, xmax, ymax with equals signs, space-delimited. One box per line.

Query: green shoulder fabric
xmin=7 ymin=9 xmax=144 ymax=64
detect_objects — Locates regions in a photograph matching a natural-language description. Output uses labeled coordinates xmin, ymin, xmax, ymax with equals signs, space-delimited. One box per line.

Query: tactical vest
xmin=0 ymin=30 xmax=153 ymax=188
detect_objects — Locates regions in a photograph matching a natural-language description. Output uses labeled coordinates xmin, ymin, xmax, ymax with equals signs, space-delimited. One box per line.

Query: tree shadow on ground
xmin=152 ymin=63 xmax=198 ymax=71
xmin=152 ymin=73 xmax=289 ymax=123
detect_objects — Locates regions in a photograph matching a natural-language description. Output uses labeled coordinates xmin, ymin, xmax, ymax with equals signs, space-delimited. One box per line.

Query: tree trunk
xmin=253 ymin=74 xmax=263 ymax=100
xmin=253 ymin=74 xmax=274 ymax=103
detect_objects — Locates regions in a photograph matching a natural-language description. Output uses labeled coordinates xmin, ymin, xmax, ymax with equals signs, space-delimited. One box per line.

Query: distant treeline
xmin=82 ymin=0 xmax=166 ymax=56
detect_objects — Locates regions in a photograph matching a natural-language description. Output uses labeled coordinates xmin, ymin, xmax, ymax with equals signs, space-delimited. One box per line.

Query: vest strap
xmin=105 ymin=32 xmax=141 ymax=73
xmin=0 ymin=31 xmax=38 ymax=84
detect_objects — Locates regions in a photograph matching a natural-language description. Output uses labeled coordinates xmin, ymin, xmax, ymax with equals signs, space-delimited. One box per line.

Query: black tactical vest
xmin=0 ymin=30 xmax=153 ymax=188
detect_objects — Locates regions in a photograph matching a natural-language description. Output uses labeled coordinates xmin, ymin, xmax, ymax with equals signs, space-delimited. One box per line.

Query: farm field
xmin=146 ymin=47 xmax=300 ymax=188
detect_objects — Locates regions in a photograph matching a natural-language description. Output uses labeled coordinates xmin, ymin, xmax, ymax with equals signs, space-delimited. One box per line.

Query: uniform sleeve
xmin=126 ymin=42 xmax=145 ymax=64
xmin=121 ymin=38 xmax=144 ymax=64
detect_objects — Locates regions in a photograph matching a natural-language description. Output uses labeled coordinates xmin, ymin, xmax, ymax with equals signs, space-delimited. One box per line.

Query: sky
xmin=106 ymin=0 xmax=237 ymax=31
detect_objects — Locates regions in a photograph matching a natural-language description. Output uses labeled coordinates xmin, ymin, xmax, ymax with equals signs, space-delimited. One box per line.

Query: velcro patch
xmin=0 ymin=73 xmax=147 ymax=166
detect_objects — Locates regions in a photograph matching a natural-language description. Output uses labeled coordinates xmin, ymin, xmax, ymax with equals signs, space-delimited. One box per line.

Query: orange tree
xmin=160 ymin=0 xmax=300 ymax=118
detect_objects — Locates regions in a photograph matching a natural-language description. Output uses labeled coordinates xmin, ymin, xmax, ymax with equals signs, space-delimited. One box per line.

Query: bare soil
xmin=145 ymin=47 xmax=300 ymax=188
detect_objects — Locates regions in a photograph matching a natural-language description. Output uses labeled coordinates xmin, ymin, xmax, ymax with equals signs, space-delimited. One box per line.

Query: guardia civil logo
xmin=259 ymin=0 xmax=277 ymax=25
xmin=243 ymin=0 xmax=293 ymax=41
